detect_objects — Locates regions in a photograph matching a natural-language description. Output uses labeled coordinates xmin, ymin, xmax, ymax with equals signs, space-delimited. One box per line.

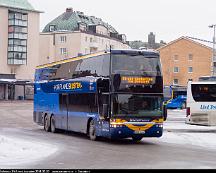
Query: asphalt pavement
xmin=1 ymin=101 xmax=216 ymax=169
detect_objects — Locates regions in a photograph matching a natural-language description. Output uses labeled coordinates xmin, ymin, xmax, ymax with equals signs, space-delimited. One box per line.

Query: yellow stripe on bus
xmin=36 ymin=51 xmax=109 ymax=69
xmin=115 ymin=118 xmax=164 ymax=131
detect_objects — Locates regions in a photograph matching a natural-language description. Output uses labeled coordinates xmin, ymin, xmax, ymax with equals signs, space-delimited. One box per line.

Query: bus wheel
xmin=89 ymin=120 xmax=97 ymax=141
xmin=51 ymin=116 xmax=57 ymax=133
xmin=44 ymin=115 xmax=50 ymax=132
xmin=132 ymin=136 xmax=143 ymax=143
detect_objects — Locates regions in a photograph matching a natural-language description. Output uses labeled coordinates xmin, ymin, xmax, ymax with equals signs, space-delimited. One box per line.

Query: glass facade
xmin=8 ymin=10 xmax=28 ymax=65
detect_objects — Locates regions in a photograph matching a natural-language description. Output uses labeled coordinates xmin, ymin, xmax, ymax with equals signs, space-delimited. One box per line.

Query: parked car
xmin=166 ymin=95 xmax=187 ymax=109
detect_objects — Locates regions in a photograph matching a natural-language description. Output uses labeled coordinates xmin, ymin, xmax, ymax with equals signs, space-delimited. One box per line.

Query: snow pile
xmin=0 ymin=135 xmax=58 ymax=166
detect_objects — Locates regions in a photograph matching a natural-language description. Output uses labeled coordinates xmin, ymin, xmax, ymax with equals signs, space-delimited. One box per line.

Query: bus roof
xmin=199 ymin=76 xmax=216 ymax=81
xmin=188 ymin=81 xmax=216 ymax=85
xmin=111 ymin=49 xmax=159 ymax=56
xmin=36 ymin=49 xmax=159 ymax=70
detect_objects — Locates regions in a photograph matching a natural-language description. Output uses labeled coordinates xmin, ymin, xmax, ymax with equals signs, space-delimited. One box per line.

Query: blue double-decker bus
xmin=33 ymin=49 xmax=167 ymax=142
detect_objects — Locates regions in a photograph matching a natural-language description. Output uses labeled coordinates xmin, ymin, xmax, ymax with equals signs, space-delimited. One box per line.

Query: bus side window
xmin=59 ymin=94 xmax=68 ymax=111
xmin=89 ymin=94 xmax=98 ymax=113
xmin=67 ymin=93 xmax=97 ymax=113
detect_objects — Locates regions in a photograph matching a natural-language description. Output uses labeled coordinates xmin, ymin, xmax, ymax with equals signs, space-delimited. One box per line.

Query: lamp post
xmin=209 ymin=24 xmax=216 ymax=76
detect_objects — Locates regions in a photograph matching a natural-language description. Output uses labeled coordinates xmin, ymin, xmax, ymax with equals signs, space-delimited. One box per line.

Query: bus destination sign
xmin=121 ymin=76 xmax=154 ymax=85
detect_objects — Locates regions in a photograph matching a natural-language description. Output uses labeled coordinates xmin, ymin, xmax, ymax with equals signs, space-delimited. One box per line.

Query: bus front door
xmin=59 ymin=93 xmax=69 ymax=130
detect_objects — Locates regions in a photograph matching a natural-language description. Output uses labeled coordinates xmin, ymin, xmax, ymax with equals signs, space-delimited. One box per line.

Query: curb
xmin=164 ymin=129 xmax=216 ymax=133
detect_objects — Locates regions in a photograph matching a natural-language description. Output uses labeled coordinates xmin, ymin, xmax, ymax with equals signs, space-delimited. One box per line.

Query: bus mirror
xmin=103 ymin=104 xmax=109 ymax=119
xmin=163 ymin=105 xmax=168 ymax=121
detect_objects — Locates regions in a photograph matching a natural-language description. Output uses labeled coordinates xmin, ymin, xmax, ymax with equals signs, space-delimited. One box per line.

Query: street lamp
xmin=209 ymin=24 xmax=216 ymax=76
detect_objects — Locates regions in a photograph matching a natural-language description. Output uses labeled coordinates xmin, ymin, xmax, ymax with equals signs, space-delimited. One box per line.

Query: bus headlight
xmin=156 ymin=124 xmax=163 ymax=128
xmin=110 ymin=122 xmax=123 ymax=128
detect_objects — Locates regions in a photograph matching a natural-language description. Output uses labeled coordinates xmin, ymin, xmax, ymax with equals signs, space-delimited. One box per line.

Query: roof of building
xmin=0 ymin=0 xmax=35 ymax=11
xmin=157 ymin=36 xmax=212 ymax=51
xmin=42 ymin=8 xmax=118 ymax=33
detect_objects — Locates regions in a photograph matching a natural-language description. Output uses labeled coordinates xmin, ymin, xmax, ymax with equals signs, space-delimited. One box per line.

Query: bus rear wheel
xmin=89 ymin=120 xmax=97 ymax=141
xmin=51 ymin=116 xmax=57 ymax=133
xmin=44 ymin=115 xmax=50 ymax=132
xmin=132 ymin=136 xmax=143 ymax=143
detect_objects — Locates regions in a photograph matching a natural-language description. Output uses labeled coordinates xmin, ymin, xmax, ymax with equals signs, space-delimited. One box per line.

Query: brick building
xmin=158 ymin=37 xmax=212 ymax=87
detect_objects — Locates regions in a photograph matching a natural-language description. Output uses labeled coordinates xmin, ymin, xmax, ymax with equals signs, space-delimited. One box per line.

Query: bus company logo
xmin=54 ymin=82 xmax=83 ymax=91
xmin=200 ymin=105 xmax=216 ymax=110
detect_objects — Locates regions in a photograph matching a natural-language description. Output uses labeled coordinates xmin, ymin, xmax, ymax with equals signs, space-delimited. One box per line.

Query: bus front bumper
xmin=109 ymin=124 xmax=163 ymax=139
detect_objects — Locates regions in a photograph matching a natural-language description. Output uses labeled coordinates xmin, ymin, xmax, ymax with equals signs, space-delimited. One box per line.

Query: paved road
xmin=0 ymin=101 xmax=216 ymax=169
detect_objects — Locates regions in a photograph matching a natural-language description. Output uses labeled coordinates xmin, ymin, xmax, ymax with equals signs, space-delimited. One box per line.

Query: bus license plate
xmin=134 ymin=131 xmax=145 ymax=134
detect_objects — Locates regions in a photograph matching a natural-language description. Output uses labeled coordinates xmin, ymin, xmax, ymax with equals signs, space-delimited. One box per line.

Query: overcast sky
xmin=29 ymin=0 xmax=216 ymax=44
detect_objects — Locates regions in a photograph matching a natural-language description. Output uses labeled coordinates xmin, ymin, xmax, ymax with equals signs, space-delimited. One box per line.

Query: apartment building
xmin=0 ymin=0 xmax=41 ymax=100
xmin=39 ymin=8 xmax=130 ymax=65
xmin=158 ymin=37 xmax=212 ymax=87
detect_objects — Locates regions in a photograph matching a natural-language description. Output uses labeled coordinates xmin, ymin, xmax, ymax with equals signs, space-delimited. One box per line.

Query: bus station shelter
xmin=0 ymin=78 xmax=34 ymax=100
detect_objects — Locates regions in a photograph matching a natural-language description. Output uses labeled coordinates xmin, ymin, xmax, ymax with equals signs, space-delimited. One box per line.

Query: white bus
xmin=186 ymin=81 xmax=216 ymax=126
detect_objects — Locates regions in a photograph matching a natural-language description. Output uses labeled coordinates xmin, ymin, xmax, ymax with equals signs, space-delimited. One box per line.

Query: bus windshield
xmin=112 ymin=54 xmax=162 ymax=76
xmin=112 ymin=94 xmax=163 ymax=117
xmin=192 ymin=84 xmax=216 ymax=102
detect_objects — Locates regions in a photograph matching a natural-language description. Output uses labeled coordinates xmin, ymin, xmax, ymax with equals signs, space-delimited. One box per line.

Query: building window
xmin=174 ymin=79 xmax=179 ymax=85
xmin=60 ymin=36 xmax=67 ymax=43
xmin=8 ymin=11 xmax=28 ymax=65
xmin=188 ymin=67 xmax=193 ymax=73
xmin=174 ymin=67 xmax=179 ymax=73
xmin=188 ymin=54 xmax=193 ymax=61
xmin=60 ymin=48 xmax=67 ymax=55
xmin=90 ymin=38 xmax=93 ymax=43
xmin=49 ymin=25 xmax=55 ymax=32
xmin=188 ymin=79 xmax=193 ymax=82
xmin=85 ymin=37 xmax=88 ymax=42
xmin=174 ymin=55 xmax=178 ymax=61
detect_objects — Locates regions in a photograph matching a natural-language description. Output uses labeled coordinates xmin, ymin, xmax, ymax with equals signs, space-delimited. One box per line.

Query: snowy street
xmin=0 ymin=101 xmax=216 ymax=169
xmin=0 ymin=134 xmax=57 ymax=167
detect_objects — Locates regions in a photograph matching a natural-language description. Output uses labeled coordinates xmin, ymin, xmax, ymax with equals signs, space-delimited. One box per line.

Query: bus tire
xmin=44 ymin=114 xmax=51 ymax=132
xmin=51 ymin=115 xmax=57 ymax=133
xmin=89 ymin=119 xmax=97 ymax=141
xmin=132 ymin=136 xmax=143 ymax=143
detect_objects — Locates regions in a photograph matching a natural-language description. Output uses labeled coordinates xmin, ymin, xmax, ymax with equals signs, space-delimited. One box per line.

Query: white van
xmin=186 ymin=81 xmax=216 ymax=126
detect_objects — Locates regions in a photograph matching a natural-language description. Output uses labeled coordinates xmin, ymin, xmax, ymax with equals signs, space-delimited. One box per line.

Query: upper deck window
xmin=111 ymin=54 xmax=162 ymax=76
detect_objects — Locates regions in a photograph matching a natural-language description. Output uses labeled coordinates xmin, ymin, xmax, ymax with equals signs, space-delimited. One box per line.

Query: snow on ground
xmin=160 ymin=110 xmax=216 ymax=150
xmin=164 ymin=121 xmax=216 ymax=130
xmin=0 ymin=135 xmax=58 ymax=166
xmin=160 ymin=132 xmax=216 ymax=151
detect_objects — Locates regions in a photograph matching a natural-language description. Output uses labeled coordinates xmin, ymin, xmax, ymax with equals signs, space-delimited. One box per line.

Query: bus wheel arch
xmin=44 ymin=113 xmax=51 ymax=132
xmin=88 ymin=118 xmax=97 ymax=141
xmin=87 ymin=118 xmax=93 ymax=135
xmin=50 ymin=114 xmax=57 ymax=133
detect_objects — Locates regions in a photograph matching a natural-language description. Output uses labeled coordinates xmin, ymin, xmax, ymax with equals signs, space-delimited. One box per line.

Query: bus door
xmin=59 ymin=93 xmax=69 ymax=130
xmin=98 ymin=93 xmax=110 ymax=136
xmin=67 ymin=94 xmax=91 ymax=133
